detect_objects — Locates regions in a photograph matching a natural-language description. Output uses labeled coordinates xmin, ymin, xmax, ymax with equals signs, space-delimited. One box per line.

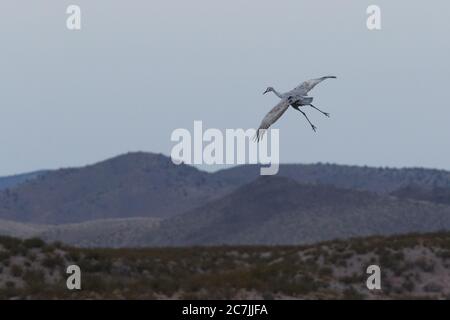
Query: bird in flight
xmin=255 ymin=76 xmax=336 ymax=141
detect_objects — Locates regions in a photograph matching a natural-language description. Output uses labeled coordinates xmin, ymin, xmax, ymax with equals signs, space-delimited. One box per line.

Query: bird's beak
xmin=263 ymin=89 xmax=269 ymax=95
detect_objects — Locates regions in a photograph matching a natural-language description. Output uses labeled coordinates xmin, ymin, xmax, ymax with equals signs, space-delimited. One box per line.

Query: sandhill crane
xmin=255 ymin=76 xmax=336 ymax=141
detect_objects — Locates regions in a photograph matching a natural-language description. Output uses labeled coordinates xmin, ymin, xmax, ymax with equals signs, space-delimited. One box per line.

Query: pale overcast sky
xmin=1 ymin=0 xmax=449 ymax=175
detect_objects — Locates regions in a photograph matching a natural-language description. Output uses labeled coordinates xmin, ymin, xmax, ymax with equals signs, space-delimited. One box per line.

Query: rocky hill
xmin=214 ymin=163 xmax=450 ymax=194
xmin=146 ymin=176 xmax=450 ymax=246
xmin=0 ymin=171 xmax=46 ymax=191
xmin=0 ymin=153 xmax=233 ymax=224
xmin=2 ymin=152 xmax=450 ymax=247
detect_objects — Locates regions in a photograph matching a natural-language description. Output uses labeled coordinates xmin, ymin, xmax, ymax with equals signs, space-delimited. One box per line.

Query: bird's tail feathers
xmin=253 ymin=129 xmax=267 ymax=143
xmin=300 ymin=96 xmax=314 ymax=104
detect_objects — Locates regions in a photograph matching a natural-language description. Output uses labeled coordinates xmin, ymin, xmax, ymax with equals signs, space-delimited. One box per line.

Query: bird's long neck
xmin=271 ymin=88 xmax=283 ymax=98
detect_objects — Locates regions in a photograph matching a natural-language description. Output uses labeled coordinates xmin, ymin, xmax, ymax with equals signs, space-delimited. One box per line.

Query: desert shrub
xmin=66 ymin=250 xmax=82 ymax=263
xmin=23 ymin=238 xmax=45 ymax=249
xmin=10 ymin=264 xmax=23 ymax=277
xmin=26 ymin=252 xmax=37 ymax=263
xmin=369 ymin=256 xmax=378 ymax=264
xmin=23 ymin=269 xmax=47 ymax=293
xmin=52 ymin=241 xmax=63 ymax=249
xmin=42 ymin=254 xmax=65 ymax=269
xmin=0 ymin=251 xmax=10 ymax=262
xmin=84 ymin=251 xmax=101 ymax=260
xmin=423 ymin=282 xmax=442 ymax=293
xmin=22 ymin=269 xmax=45 ymax=284
xmin=79 ymin=258 xmax=112 ymax=273
xmin=6 ymin=244 xmax=27 ymax=257
xmin=340 ymin=271 xmax=365 ymax=284
xmin=402 ymin=278 xmax=415 ymax=292
xmin=42 ymin=244 xmax=56 ymax=253
xmin=82 ymin=274 xmax=109 ymax=291
xmin=273 ymin=274 xmax=323 ymax=296
xmin=340 ymin=259 xmax=350 ymax=268
xmin=436 ymin=250 xmax=450 ymax=260
xmin=342 ymin=287 xmax=364 ymax=300
xmin=0 ymin=236 xmax=22 ymax=250
xmin=262 ymin=292 xmax=275 ymax=300
xmin=416 ymin=258 xmax=435 ymax=273
xmin=318 ymin=266 xmax=333 ymax=277
xmin=379 ymin=250 xmax=405 ymax=274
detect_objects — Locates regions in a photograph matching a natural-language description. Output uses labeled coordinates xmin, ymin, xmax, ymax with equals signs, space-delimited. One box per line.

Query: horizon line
xmin=1 ymin=150 xmax=449 ymax=178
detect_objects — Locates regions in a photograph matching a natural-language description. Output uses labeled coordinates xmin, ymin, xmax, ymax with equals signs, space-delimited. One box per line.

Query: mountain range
xmin=1 ymin=152 xmax=450 ymax=247
xmin=145 ymin=176 xmax=450 ymax=246
xmin=0 ymin=171 xmax=46 ymax=191
xmin=0 ymin=153 xmax=233 ymax=224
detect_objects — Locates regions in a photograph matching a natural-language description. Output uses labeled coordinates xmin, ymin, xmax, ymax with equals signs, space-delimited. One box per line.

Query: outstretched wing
xmin=254 ymin=98 xmax=290 ymax=142
xmin=292 ymin=76 xmax=337 ymax=96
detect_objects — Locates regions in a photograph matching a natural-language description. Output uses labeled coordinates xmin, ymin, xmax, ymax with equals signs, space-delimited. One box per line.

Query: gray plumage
xmin=255 ymin=76 xmax=336 ymax=141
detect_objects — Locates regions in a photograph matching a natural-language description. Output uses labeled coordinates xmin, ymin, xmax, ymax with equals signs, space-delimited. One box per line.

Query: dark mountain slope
xmin=0 ymin=152 xmax=233 ymax=224
xmin=0 ymin=171 xmax=47 ymax=191
xmin=391 ymin=185 xmax=450 ymax=206
xmin=213 ymin=163 xmax=450 ymax=194
xmin=148 ymin=176 xmax=450 ymax=246
xmin=3 ymin=175 xmax=450 ymax=247
xmin=2 ymin=152 xmax=450 ymax=226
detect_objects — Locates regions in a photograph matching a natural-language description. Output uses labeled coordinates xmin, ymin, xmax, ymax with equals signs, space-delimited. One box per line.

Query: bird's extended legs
xmin=295 ymin=108 xmax=317 ymax=132
xmin=309 ymin=104 xmax=330 ymax=117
